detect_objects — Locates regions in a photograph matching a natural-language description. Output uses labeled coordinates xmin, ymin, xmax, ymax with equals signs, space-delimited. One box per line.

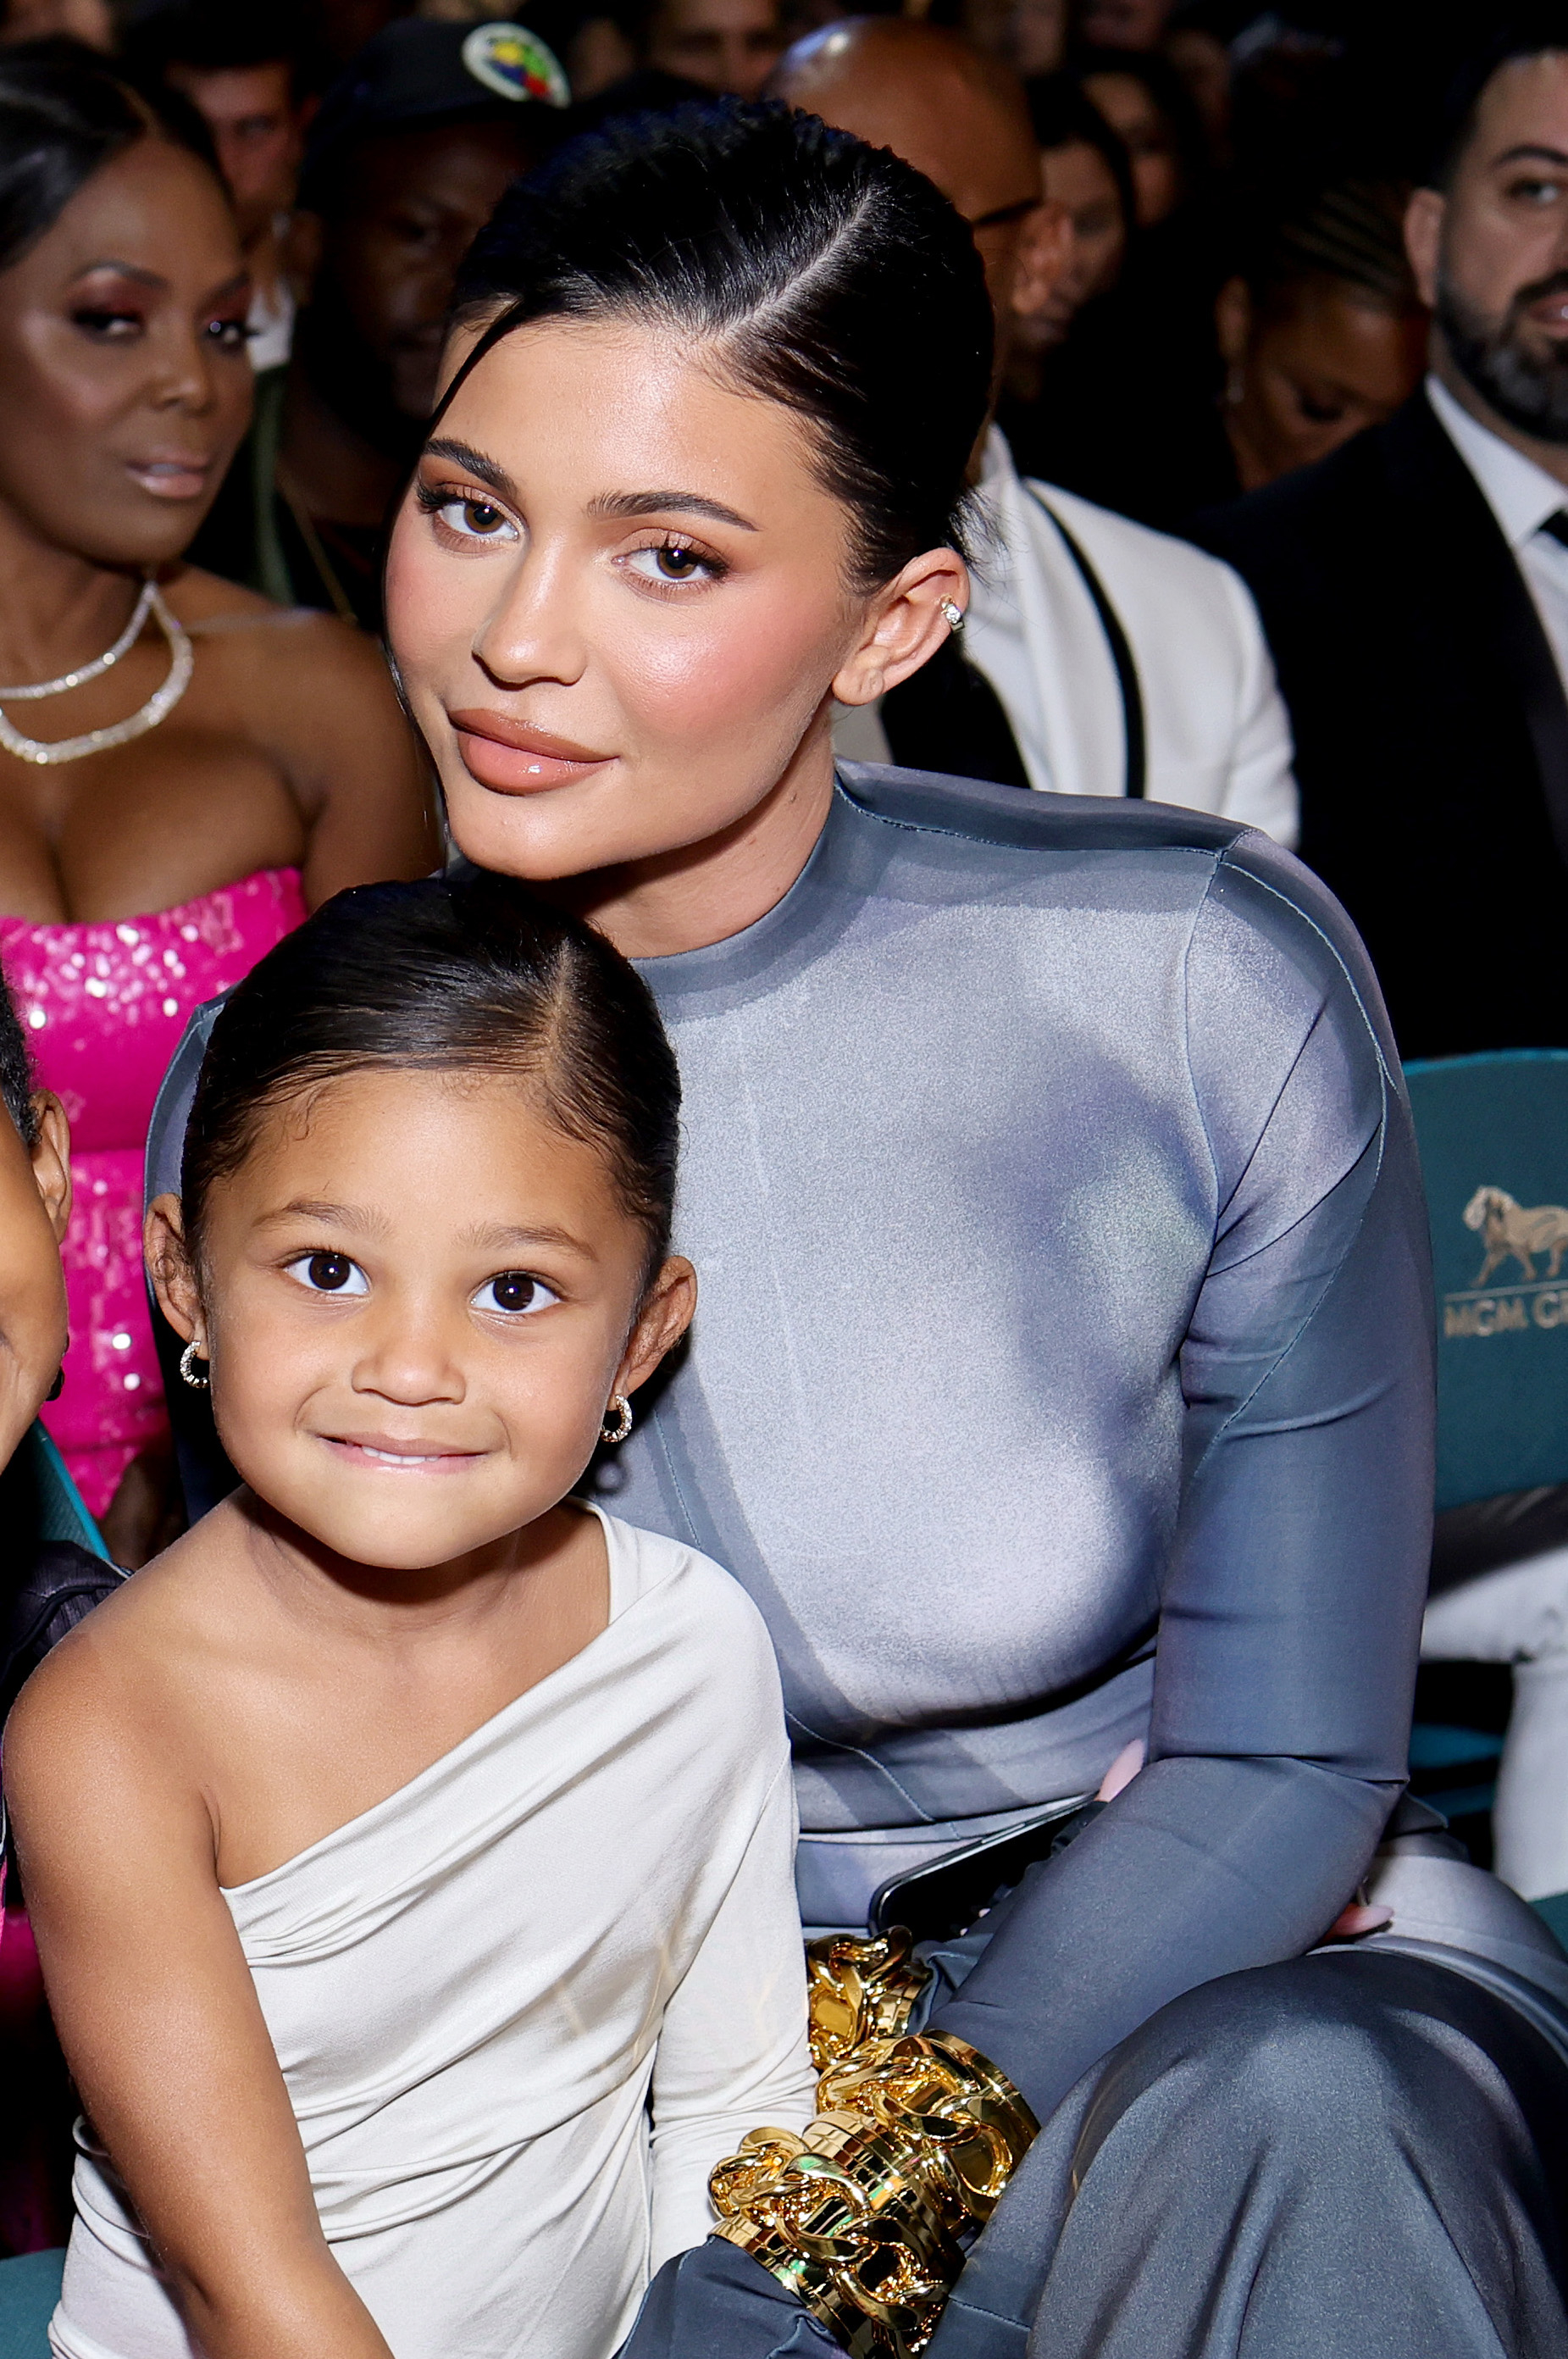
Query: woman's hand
xmin=3 ymin=1615 xmax=395 ymax=2359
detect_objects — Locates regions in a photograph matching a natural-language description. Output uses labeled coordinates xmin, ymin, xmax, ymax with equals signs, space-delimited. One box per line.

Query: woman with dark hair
xmin=1006 ymin=70 xmax=1133 ymax=387
xmin=362 ymin=96 xmax=1565 ymax=2358
xmin=0 ymin=42 xmax=435 ymax=1562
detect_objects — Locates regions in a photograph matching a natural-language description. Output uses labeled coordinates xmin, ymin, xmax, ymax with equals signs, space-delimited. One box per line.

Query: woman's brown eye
xmin=464 ymin=501 xmax=501 ymax=533
xmin=657 ymin=544 xmax=701 ymax=578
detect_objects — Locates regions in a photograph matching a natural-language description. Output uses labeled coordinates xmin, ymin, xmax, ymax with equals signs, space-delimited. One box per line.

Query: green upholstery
xmin=1406 ymin=1052 xmax=1568 ymax=1513
xmin=0 ymin=2251 xmax=62 ymax=2359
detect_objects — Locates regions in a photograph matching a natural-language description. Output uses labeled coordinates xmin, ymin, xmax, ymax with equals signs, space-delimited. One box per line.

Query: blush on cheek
xmin=619 ymin=599 xmax=842 ymax=747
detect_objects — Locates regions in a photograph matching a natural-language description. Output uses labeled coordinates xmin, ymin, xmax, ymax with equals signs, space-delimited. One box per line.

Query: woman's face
xmin=1217 ymin=274 xmax=1427 ymax=490
xmin=386 ymin=317 xmax=882 ymax=886
xmin=0 ymin=136 xmax=252 ymax=569
xmin=1080 ymin=70 xmax=1183 ymax=228
xmin=1028 ymin=141 xmax=1127 ymax=344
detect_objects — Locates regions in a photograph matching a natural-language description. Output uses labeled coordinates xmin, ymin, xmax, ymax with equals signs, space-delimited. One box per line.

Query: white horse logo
xmin=1463 ymin=1185 xmax=1568 ymax=1285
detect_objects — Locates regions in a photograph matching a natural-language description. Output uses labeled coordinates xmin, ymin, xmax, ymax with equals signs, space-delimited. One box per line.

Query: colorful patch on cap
xmin=462 ymin=21 xmax=570 ymax=108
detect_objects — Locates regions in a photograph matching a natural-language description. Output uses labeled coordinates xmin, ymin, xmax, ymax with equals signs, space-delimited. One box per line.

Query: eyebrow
xmin=424 ymin=437 xmax=522 ymax=503
xmin=257 ymin=1198 xmax=391 ymax=1237
xmin=587 ymin=489 xmax=759 ymax=532
xmin=967 ymin=196 xmax=1041 ymax=232
xmin=71 ymin=259 xmax=167 ymax=290
xmin=422 ymin=439 xmax=759 ymax=535
xmin=1493 ymin=144 xmax=1568 ymax=169
xmin=458 ymin=1220 xmax=598 ymax=1258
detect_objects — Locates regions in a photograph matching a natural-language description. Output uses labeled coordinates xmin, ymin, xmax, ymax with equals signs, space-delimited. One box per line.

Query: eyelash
xmin=280 ymin=1250 xmax=562 ymax=1317
xmin=69 ymin=308 xmax=251 ymax=350
xmin=413 ymin=481 xmax=729 ymax=586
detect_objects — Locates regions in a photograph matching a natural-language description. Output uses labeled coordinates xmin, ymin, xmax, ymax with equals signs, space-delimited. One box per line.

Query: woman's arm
xmin=647 ymin=1757 xmax=817 ymax=2268
xmin=934 ymin=838 xmax=1435 ymax=2117
xmin=3 ymin=1644 xmax=395 ymax=2359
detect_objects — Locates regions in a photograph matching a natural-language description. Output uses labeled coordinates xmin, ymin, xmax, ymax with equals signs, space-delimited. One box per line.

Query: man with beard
xmin=191 ymin=17 xmax=564 ymax=632
xmin=1194 ymin=10 xmax=1568 ymax=1062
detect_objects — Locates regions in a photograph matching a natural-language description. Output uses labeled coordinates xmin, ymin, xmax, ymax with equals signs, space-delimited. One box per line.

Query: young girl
xmin=3 ymin=870 xmax=816 ymax=2359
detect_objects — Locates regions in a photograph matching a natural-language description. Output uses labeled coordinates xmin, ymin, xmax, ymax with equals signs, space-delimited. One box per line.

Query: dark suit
xmin=1191 ymin=388 xmax=1568 ymax=1060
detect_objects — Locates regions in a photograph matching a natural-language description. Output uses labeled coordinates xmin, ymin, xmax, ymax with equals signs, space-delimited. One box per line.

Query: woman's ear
xmin=1214 ymin=275 xmax=1252 ymax=369
xmin=833 ymin=549 xmax=972 ymax=709
xmin=29 ymin=1092 xmax=71 ymax=1244
xmin=145 ymin=1195 xmax=205 ymax=1353
xmin=617 ymin=1255 xmax=697 ymax=1397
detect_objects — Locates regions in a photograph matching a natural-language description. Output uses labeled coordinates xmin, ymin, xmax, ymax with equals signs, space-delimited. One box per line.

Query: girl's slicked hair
xmin=183 ymin=874 xmax=681 ymax=1280
xmin=444 ymin=98 xmax=995 ymax=591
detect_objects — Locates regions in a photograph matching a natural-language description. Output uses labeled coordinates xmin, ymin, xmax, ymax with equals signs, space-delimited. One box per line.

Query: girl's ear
xmin=617 ymin=1255 xmax=697 ymax=1398
xmin=29 ymin=1092 xmax=71 ymax=1244
xmin=145 ymin=1195 xmax=205 ymax=1352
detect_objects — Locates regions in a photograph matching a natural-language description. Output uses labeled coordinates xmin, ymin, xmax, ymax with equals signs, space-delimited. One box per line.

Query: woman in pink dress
xmin=0 ymin=45 xmax=437 ymax=1562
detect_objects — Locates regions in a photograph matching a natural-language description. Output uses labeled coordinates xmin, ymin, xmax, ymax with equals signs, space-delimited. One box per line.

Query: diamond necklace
xmin=0 ymin=577 xmax=194 ymax=766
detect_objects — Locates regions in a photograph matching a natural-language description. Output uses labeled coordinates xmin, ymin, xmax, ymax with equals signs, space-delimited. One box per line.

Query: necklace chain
xmin=0 ymin=579 xmax=194 ymax=766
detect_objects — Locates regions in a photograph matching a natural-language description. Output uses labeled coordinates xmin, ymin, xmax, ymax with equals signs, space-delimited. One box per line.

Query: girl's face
xmin=0 ymin=136 xmax=252 ymax=569
xmin=386 ymin=316 xmax=938 ymax=886
xmin=147 ymin=1065 xmax=693 ymax=1575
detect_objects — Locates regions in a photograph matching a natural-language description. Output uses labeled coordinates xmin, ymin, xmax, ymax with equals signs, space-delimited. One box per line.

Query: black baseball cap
xmin=299 ymin=18 xmax=569 ymax=207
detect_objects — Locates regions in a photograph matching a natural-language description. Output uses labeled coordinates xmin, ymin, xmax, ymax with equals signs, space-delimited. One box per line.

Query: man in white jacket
xmin=777 ymin=19 xmax=1298 ymax=846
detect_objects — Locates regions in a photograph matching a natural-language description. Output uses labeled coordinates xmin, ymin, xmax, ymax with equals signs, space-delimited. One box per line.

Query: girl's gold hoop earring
xmin=601 ymin=1396 xmax=634 ymax=1446
xmin=179 ymin=1340 xmax=210 ymax=1391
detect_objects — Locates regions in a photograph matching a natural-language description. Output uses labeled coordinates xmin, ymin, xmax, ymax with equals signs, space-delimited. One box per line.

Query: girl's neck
xmin=237 ymin=1490 xmax=595 ymax=1646
xmin=551 ymin=705 xmax=839 ymax=962
xmin=0 ymin=512 xmax=147 ymax=685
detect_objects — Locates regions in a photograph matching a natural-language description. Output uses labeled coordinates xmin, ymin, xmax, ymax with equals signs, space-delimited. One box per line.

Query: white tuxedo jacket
xmin=834 ymin=428 xmax=1298 ymax=847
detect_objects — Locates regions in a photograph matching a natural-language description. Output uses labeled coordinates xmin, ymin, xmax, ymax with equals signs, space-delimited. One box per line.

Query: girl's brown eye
xmin=657 ymin=544 xmax=701 ymax=578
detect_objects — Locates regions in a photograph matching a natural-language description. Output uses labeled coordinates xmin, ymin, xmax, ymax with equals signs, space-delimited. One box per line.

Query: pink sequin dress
xmin=1 ymin=868 xmax=307 ymax=1518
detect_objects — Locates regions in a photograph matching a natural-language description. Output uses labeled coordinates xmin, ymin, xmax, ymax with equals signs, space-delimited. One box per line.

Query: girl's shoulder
xmin=590 ymin=1507 xmax=784 ymax=1690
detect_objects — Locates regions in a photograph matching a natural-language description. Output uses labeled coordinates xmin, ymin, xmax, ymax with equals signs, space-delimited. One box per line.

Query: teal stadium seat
xmin=1405 ymin=1052 xmax=1568 ymax=1902
xmin=0 ymin=2251 xmax=62 ymax=2359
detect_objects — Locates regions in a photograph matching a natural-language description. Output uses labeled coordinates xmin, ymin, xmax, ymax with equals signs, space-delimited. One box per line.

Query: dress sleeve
xmin=648 ymin=1757 xmax=817 ymax=2270
xmin=934 ymin=841 xmax=1436 ymax=2122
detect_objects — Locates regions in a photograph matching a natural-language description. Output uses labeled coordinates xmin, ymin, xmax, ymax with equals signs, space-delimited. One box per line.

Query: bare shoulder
xmin=166 ymin=568 xmax=394 ymax=695
xmin=3 ymin=1509 xmax=250 ymax=1810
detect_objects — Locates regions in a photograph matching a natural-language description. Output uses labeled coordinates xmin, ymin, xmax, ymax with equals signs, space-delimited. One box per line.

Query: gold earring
xmin=939 ymin=598 xmax=966 ymax=631
xmin=179 ymin=1339 xmax=209 ymax=1391
xmin=601 ymin=1395 xmax=633 ymax=1446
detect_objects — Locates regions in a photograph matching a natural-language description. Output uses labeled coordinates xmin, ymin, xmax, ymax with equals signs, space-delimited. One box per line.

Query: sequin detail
xmin=2 ymin=868 xmax=307 ymax=1516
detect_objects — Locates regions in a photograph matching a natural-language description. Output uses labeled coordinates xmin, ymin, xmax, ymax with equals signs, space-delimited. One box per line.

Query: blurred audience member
xmin=192 ymin=19 xmax=562 ymax=630
xmin=571 ymin=0 xmax=784 ymax=102
xmin=1006 ymin=71 xmax=1133 ymax=401
xmin=1074 ymin=46 xmax=1200 ymax=226
xmin=0 ymin=43 xmax=435 ymax=1560
xmin=957 ymin=0 xmax=1067 ymax=81
xmin=0 ymin=0 xmax=108 ymax=46
xmin=772 ymin=17 xmax=1296 ymax=842
xmin=642 ymin=0 xmax=784 ymax=96
xmin=124 ymin=0 xmax=323 ymax=371
xmin=1073 ymin=0 xmax=1175 ymax=51
xmin=1214 ymin=179 xmax=1426 ymax=492
xmin=1194 ymin=16 xmax=1568 ymax=1061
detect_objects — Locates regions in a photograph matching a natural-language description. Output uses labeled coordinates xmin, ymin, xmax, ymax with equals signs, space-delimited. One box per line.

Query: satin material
xmin=601 ymin=763 xmax=1436 ymax=2112
xmin=49 ymin=1513 xmax=814 ymax=2359
xmin=1 ymin=868 xmax=306 ymax=1517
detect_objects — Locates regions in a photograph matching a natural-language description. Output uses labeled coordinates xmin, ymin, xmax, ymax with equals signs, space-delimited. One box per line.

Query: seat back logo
xmin=1444 ymin=1185 xmax=1568 ymax=1335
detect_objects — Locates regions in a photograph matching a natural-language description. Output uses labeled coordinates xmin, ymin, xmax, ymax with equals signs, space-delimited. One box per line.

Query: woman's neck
xmin=551 ymin=708 xmax=839 ymax=962
xmin=0 ymin=514 xmax=144 ymax=685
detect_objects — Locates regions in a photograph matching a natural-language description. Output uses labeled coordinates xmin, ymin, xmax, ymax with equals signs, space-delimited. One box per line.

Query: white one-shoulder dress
xmin=49 ymin=1510 xmax=817 ymax=2359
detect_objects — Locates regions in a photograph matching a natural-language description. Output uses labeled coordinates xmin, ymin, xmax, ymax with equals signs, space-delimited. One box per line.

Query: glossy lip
xmin=125 ymin=453 xmax=213 ymax=500
xmin=319 ymin=1432 xmax=488 ymax=1473
xmin=448 ymin=708 xmax=617 ymax=796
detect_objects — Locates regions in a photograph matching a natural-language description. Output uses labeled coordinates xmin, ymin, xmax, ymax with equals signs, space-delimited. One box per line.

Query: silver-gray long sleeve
xmin=608 ymin=764 xmax=1436 ymax=2117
